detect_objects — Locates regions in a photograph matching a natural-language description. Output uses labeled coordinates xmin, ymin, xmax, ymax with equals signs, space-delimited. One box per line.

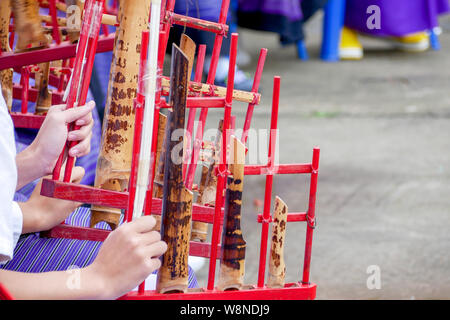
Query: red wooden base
xmin=119 ymin=282 xmax=316 ymax=300
xmin=41 ymin=224 xmax=221 ymax=258
xmin=10 ymin=113 xmax=46 ymax=129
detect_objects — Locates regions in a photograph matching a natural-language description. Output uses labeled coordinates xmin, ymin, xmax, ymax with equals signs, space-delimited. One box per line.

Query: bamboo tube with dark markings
xmin=0 ymin=0 xmax=13 ymax=111
xmin=191 ymin=120 xmax=223 ymax=242
xmin=217 ymin=136 xmax=246 ymax=291
xmin=90 ymin=0 xmax=151 ymax=230
xmin=157 ymin=44 xmax=192 ymax=294
xmin=151 ymin=112 xmax=167 ymax=232
xmin=267 ymin=196 xmax=288 ymax=288
xmin=180 ymin=34 xmax=195 ymax=80
xmin=11 ymin=0 xmax=50 ymax=50
xmin=35 ymin=62 xmax=52 ymax=114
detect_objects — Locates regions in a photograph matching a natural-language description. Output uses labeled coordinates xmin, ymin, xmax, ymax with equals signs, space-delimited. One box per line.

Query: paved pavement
xmin=193 ymin=14 xmax=450 ymax=299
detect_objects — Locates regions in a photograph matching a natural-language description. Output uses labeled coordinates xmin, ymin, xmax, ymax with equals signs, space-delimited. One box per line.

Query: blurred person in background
xmin=172 ymin=0 xmax=254 ymax=91
xmin=340 ymin=0 xmax=450 ymax=60
xmin=236 ymin=0 xmax=327 ymax=49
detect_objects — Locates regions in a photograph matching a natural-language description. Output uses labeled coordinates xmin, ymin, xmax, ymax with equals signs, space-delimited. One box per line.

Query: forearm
xmin=15 ymin=144 xmax=47 ymax=190
xmin=18 ymin=201 xmax=41 ymax=234
xmin=0 ymin=266 xmax=107 ymax=300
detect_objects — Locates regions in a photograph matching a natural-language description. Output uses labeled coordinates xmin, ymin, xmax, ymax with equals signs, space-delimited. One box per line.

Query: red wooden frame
xmin=3 ymin=0 xmax=321 ymax=300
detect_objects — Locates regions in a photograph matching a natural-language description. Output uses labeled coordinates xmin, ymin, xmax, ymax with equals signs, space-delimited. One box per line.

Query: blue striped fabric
xmin=1 ymin=207 xmax=199 ymax=290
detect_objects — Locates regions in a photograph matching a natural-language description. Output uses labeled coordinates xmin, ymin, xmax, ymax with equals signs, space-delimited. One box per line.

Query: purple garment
xmin=238 ymin=0 xmax=303 ymax=22
xmin=174 ymin=0 xmax=223 ymax=22
xmin=345 ymin=0 xmax=450 ymax=37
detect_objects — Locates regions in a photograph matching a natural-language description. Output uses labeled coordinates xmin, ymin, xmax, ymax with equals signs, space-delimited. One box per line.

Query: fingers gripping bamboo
xmin=90 ymin=0 xmax=151 ymax=230
xmin=11 ymin=0 xmax=50 ymax=50
xmin=217 ymin=136 xmax=246 ymax=291
xmin=156 ymin=44 xmax=192 ymax=294
xmin=0 ymin=0 xmax=13 ymax=111
xmin=267 ymin=196 xmax=288 ymax=288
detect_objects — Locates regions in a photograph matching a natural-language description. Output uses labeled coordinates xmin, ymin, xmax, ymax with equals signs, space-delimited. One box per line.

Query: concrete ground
xmin=193 ymin=14 xmax=450 ymax=299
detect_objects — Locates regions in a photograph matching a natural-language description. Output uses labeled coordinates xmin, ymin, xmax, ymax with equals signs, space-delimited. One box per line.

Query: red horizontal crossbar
xmin=168 ymin=12 xmax=229 ymax=35
xmin=120 ymin=282 xmax=316 ymax=300
xmin=244 ymin=164 xmax=313 ymax=175
xmin=40 ymin=179 xmax=220 ymax=222
xmin=10 ymin=113 xmax=45 ymax=129
xmin=41 ymin=224 xmax=221 ymax=258
xmin=13 ymin=85 xmax=64 ymax=105
xmin=159 ymin=97 xmax=226 ymax=109
xmin=257 ymin=212 xmax=307 ymax=223
xmin=0 ymin=34 xmax=115 ymax=70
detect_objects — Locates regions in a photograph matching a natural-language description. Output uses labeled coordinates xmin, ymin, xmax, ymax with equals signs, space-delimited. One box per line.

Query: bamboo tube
xmin=190 ymin=164 xmax=210 ymax=242
xmin=0 ymin=0 xmax=13 ymax=111
xmin=65 ymin=0 xmax=84 ymax=43
xmin=267 ymin=196 xmax=288 ymax=288
xmin=35 ymin=63 xmax=52 ymax=114
xmin=180 ymin=34 xmax=195 ymax=160
xmin=157 ymin=44 xmax=192 ymax=294
xmin=150 ymin=112 xmax=167 ymax=233
xmin=90 ymin=0 xmax=151 ymax=230
xmin=190 ymin=120 xmax=223 ymax=242
xmin=41 ymin=13 xmax=117 ymax=27
xmin=180 ymin=34 xmax=195 ymax=80
xmin=11 ymin=0 xmax=50 ymax=50
xmin=161 ymin=77 xmax=260 ymax=105
xmin=217 ymin=136 xmax=247 ymax=291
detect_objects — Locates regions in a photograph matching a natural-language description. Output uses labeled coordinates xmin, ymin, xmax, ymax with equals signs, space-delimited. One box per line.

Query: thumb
xmin=71 ymin=166 xmax=86 ymax=184
xmin=62 ymin=101 xmax=96 ymax=124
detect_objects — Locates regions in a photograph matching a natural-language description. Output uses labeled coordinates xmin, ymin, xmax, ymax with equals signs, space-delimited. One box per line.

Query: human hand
xmin=19 ymin=166 xmax=85 ymax=234
xmin=30 ymin=101 xmax=95 ymax=176
xmin=86 ymin=216 xmax=167 ymax=299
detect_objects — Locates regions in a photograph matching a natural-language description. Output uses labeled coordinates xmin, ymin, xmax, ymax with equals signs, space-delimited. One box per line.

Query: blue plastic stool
xmin=297 ymin=40 xmax=310 ymax=60
xmin=320 ymin=0 xmax=346 ymax=61
xmin=296 ymin=0 xmax=346 ymax=61
xmin=429 ymin=28 xmax=441 ymax=51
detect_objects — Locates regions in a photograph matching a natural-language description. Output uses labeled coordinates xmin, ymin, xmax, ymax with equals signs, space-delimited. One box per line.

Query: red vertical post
xmin=241 ymin=48 xmax=267 ymax=145
xmin=20 ymin=67 xmax=30 ymax=114
xmin=302 ymin=147 xmax=320 ymax=285
xmin=52 ymin=0 xmax=96 ymax=181
xmin=185 ymin=0 xmax=230 ymax=189
xmin=63 ymin=0 xmax=105 ymax=182
xmin=49 ymin=0 xmax=62 ymax=45
xmin=9 ymin=13 xmax=15 ymax=51
xmin=183 ymin=44 xmax=206 ymax=184
xmin=143 ymin=30 xmax=166 ymax=217
xmin=127 ymin=100 xmax=144 ymax=223
xmin=257 ymin=76 xmax=280 ymax=288
xmin=126 ymin=30 xmax=149 ymax=223
xmin=207 ymin=33 xmax=238 ymax=291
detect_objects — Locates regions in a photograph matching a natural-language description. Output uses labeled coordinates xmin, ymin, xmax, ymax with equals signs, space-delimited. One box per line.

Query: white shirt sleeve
xmin=0 ymin=84 xmax=23 ymax=264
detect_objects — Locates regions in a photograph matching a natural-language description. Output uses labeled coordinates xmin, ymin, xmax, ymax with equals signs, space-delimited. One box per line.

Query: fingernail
xmin=68 ymin=133 xmax=76 ymax=140
xmin=70 ymin=148 xmax=79 ymax=156
xmin=76 ymin=119 xmax=85 ymax=125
